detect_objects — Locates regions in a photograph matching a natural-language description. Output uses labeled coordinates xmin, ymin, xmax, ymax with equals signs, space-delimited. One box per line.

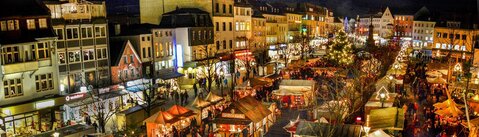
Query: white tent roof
xmin=368 ymin=129 xmax=391 ymax=137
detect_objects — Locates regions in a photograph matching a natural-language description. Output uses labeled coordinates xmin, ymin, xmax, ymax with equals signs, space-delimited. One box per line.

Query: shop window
xmin=36 ymin=73 xmax=53 ymax=92
xmin=83 ymin=49 xmax=95 ymax=61
xmin=37 ymin=42 xmax=50 ymax=59
xmin=68 ymin=51 xmax=81 ymax=63
xmin=58 ymin=52 xmax=66 ymax=64
xmin=96 ymin=48 xmax=107 ymax=59
xmin=4 ymin=78 xmax=22 ymax=98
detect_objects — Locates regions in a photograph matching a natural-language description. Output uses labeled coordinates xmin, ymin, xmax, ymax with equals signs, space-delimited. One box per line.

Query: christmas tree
xmin=326 ymin=30 xmax=354 ymax=66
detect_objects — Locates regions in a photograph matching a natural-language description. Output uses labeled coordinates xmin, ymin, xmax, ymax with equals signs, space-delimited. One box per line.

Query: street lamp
xmin=379 ymin=92 xmax=386 ymax=108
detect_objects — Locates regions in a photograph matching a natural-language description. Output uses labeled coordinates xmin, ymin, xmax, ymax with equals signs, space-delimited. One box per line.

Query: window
xmin=455 ymin=34 xmax=460 ymax=39
xmin=159 ymin=31 xmax=163 ymax=37
xmin=37 ymin=42 xmax=50 ymax=59
xmin=148 ymin=47 xmax=152 ymax=57
xmin=81 ymin=27 xmax=93 ymax=38
xmin=94 ymin=26 xmax=106 ymax=37
xmin=39 ymin=18 xmax=47 ymax=28
xmin=215 ymin=3 xmax=219 ymax=13
xmin=235 ymin=22 xmax=239 ymax=31
xmin=4 ymin=79 xmax=22 ymax=98
xmin=442 ymin=33 xmax=447 ymax=38
xmin=130 ymin=55 xmax=134 ymax=64
xmin=142 ymin=47 xmax=146 ymax=58
xmin=216 ymin=22 xmax=219 ymax=31
xmin=216 ymin=41 xmax=220 ymax=50
xmin=142 ymin=37 xmax=145 ymax=41
xmin=66 ymin=28 xmax=79 ymax=39
xmin=229 ymin=40 xmax=233 ymax=49
xmin=123 ymin=56 xmax=128 ymax=64
xmin=229 ymin=5 xmax=233 ymax=14
xmin=223 ymin=4 xmax=226 ymax=13
xmin=83 ymin=49 xmax=94 ymax=61
xmin=223 ymin=22 xmax=226 ymax=31
xmin=199 ymin=31 xmax=202 ymax=40
xmin=68 ymin=51 xmax=81 ymax=63
xmin=147 ymin=36 xmax=150 ymax=41
xmin=223 ymin=40 xmax=226 ymax=50
xmin=55 ymin=28 xmax=64 ymax=40
xmin=229 ymin=22 xmax=232 ymax=31
xmin=2 ymin=46 xmax=20 ymax=64
xmin=27 ymin=19 xmax=35 ymax=30
xmin=155 ymin=31 xmax=158 ymax=37
xmin=0 ymin=21 xmax=6 ymax=31
xmin=36 ymin=73 xmax=53 ymax=92
xmin=58 ymin=52 xmax=66 ymax=64
xmin=436 ymin=32 xmax=441 ymax=38
xmin=192 ymin=31 xmax=195 ymax=40
xmin=96 ymin=48 xmax=107 ymax=59
xmin=462 ymin=35 xmax=467 ymax=40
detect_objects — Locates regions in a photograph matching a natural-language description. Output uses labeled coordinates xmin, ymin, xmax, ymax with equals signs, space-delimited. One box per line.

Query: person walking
xmin=193 ymin=83 xmax=198 ymax=97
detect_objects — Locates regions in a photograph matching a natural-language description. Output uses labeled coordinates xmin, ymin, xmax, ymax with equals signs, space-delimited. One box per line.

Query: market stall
xmin=272 ymin=80 xmax=317 ymax=108
xmin=187 ymin=96 xmax=212 ymax=123
xmin=213 ymin=96 xmax=272 ymax=137
xmin=144 ymin=111 xmax=178 ymax=137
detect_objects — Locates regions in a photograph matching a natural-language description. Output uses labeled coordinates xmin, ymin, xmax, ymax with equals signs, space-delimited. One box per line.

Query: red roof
xmin=166 ymin=105 xmax=194 ymax=117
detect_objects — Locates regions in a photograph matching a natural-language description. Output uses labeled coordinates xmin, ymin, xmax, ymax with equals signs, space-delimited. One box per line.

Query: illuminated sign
xmin=35 ymin=100 xmax=55 ymax=109
xmin=176 ymin=44 xmax=183 ymax=67
xmin=65 ymin=93 xmax=85 ymax=101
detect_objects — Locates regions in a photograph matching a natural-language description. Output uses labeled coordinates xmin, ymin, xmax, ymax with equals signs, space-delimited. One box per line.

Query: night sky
xmin=272 ymin=0 xmax=478 ymax=18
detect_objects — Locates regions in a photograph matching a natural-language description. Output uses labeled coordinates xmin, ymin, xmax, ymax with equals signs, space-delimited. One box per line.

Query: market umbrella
xmin=434 ymin=107 xmax=464 ymax=117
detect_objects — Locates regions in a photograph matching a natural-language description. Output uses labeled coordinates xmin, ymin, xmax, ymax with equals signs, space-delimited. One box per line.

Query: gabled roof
xmin=109 ymin=39 xmax=142 ymax=66
xmin=414 ymin=6 xmax=434 ymax=21
xmin=159 ymin=8 xmax=213 ymax=28
xmin=0 ymin=0 xmax=50 ymax=18
xmin=228 ymin=96 xmax=272 ymax=123
xmin=252 ymin=9 xmax=265 ymax=18
xmin=143 ymin=111 xmax=178 ymax=124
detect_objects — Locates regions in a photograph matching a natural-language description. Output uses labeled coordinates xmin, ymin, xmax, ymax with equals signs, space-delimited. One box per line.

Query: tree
xmin=196 ymin=45 xmax=220 ymax=93
xmin=81 ymin=87 xmax=120 ymax=133
xmin=325 ymin=30 xmax=354 ymax=67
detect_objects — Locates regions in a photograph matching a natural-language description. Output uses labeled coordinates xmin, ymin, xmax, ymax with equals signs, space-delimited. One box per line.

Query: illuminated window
xmin=0 ymin=21 xmax=6 ymax=31
xmin=37 ymin=42 xmax=50 ymax=59
xmin=94 ymin=26 xmax=106 ymax=37
xmin=58 ymin=52 xmax=66 ymax=64
xmin=27 ymin=19 xmax=35 ymax=30
xmin=83 ymin=49 xmax=95 ymax=61
xmin=68 ymin=51 xmax=81 ymax=63
xmin=96 ymin=48 xmax=107 ymax=59
xmin=39 ymin=18 xmax=47 ymax=28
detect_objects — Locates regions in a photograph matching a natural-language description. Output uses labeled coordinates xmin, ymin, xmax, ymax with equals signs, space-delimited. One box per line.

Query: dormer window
xmin=39 ymin=18 xmax=47 ymax=28
xmin=27 ymin=19 xmax=36 ymax=30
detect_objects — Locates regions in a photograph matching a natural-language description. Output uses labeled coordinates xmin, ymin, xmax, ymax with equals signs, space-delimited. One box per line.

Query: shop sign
xmin=222 ymin=109 xmax=245 ymax=119
xmin=35 ymin=100 xmax=55 ymax=109
xmin=65 ymin=93 xmax=85 ymax=101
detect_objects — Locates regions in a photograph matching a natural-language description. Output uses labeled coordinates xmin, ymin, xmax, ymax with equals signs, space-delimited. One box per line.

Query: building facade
xmin=394 ymin=15 xmax=414 ymax=39
xmin=432 ymin=25 xmax=478 ymax=61
xmin=251 ymin=10 xmax=267 ymax=51
xmin=297 ymin=3 xmax=328 ymax=38
xmin=233 ymin=0 xmax=253 ymax=51
xmin=109 ymin=40 xmax=143 ymax=84
xmin=44 ymin=0 xmax=110 ymax=93
xmin=0 ymin=0 xmax=62 ymax=136
xmin=412 ymin=7 xmax=436 ymax=49
xmin=359 ymin=7 xmax=395 ymax=38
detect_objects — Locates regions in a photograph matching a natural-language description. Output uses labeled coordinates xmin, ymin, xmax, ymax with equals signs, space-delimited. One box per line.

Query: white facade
xmin=233 ymin=5 xmax=252 ymax=50
xmin=412 ymin=21 xmax=435 ymax=49
xmin=379 ymin=7 xmax=394 ymax=38
xmin=359 ymin=7 xmax=395 ymax=38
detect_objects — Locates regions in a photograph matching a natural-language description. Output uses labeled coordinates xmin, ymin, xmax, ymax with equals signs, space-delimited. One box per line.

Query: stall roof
xmin=166 ymin=105 xmax=195 ymax=117
xmin=230 ymin=96 xmax=272 ymax=123
xmin=368 ymin=107 xmax=405 ymax=130
xmin=295 ymin=121 xmax=362 ymax=137
xmin=280 ymin=80 xmax=315 ymax=87
xmin=205 ymin=92 xmax=223 ymax=103
xmin=157 ymin=69 xmax=185 ymax=80
xmin=189 ymin=96 xmax=211 ymax=109
xmin=143 ymin=111 xmax=178 ymax=124
xmin=272 ymin=89 xmax=304 ymax=95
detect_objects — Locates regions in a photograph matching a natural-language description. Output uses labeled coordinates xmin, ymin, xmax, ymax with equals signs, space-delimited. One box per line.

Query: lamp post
xmin=380 ymin=92 xmax=386 ymax=108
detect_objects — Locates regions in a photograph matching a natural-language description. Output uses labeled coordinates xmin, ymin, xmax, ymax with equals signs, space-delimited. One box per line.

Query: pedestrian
xmin=193 ymin=83 xmax=198 ymax=97
xmin=92 ymin=121 xmax=98 ymax=132
xmin=184 ymin=91 xmax=189 ymax=105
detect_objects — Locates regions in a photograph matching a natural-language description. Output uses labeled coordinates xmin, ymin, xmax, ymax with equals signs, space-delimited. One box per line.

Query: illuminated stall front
xmin=144 ymin=105 xmax=196 ymax=137
xmin=187 ymin=96 xmax=212 ymax=123
xmin=213 ymin=96 xmax=273 ymax=137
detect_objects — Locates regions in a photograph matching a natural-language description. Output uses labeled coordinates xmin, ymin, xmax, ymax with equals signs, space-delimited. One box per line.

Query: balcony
xmin=2 ymin=61 xmax=39 ymax=74
xmin=63 ymin=13 xmax=92 ymax=20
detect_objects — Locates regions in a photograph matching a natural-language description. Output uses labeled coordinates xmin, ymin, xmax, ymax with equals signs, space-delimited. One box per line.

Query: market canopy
xmin=143 ymin=111 xmax=178 ymax=124
xmin=205 ymin=92 xmax=223 ymax=103
xmin=166 ymin=105 xmax=194 ymax=118
xmin=231 ymin=96 xmax=272 ymax=123
xmin=368 ymin=129 xmax=392 ymax=137
xmin=157 ymin=69 xmax=185 ymax=80
xmin=368 ymin=107 xmax=405 ymax=130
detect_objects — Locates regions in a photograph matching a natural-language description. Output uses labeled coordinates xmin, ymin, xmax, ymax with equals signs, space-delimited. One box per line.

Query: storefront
xmin=0 ymin=95 xmax=67 ymax=136
xmin=272 ymin=80 xmax=317 ymax=108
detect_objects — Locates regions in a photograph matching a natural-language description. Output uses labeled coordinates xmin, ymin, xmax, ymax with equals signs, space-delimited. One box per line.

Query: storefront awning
xmin=126 ymin=85 xmax=148 ymax=93
xmin=157 ymin=70 xmax=185 ymax=80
